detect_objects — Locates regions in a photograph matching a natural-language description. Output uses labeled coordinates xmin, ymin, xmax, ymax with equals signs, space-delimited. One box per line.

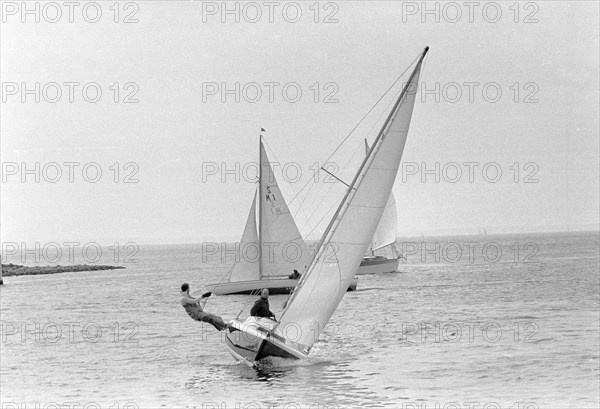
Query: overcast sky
xmin=1 ymin=1 xmax=599 ymax=245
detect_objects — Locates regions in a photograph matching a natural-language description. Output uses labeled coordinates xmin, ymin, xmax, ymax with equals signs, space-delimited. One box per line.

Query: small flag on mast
xmin=260 ymin=128 xmax=266 ymax=132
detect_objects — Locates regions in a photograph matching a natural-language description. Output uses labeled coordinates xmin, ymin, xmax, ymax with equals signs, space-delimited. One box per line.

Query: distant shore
xmin=1 ymin=263 xmax=125 ymax=277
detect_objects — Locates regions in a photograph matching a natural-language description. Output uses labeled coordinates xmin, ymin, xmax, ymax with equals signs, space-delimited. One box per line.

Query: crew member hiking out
xmin=180 ymin=283 xmax=228 ymax=331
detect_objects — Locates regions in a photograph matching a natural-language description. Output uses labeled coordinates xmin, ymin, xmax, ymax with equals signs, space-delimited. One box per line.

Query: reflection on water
xmin=1 ymin=232 xmax=599 ymax=407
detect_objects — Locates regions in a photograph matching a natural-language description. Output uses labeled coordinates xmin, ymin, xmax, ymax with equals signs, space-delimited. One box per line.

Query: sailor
xmin=180 ymin=283 xmax=228 ymax=331
xmin=288 ymin=269 xmax=301 ymax=279
xmin=250 ymin=288 xmax=276 ymax=320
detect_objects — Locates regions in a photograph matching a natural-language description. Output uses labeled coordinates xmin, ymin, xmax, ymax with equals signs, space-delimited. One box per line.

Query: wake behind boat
xmin=224 ymin=46 xmax=429 ymax=366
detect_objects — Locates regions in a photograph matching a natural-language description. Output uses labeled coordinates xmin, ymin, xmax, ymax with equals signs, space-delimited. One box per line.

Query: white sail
xmin=370 ymin=194 xmax=398 ymax=251
xmin=230 ymin=190 xmax=260 ymax=282
xmin=364 ymin=139 xmax=398 ymax=252
xmin=275 ymin=49 xmax=427 ymax=351
xmin=259 ymin=140 xmax=310 ymax=278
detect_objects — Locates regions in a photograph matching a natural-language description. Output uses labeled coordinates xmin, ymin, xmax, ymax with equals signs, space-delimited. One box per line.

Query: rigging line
xmin=260 ymin=136 xmax=348 ymax=239
xmin=261 ymin=138 xmax=321 ymax=234
xmin=296 ymin=138 xmax=365 ymax=238
xmin=320 ymin=50 xmax=422 ymax=166
xmin=287 ymin=51 xmax=421 ymax=226
xmin=258 ymin=52 xmax=423 ymax=255
xmin=292 ymin=142 xmax=356 ymax=233
xmin=284 ymin=154 xmax=321 ymax=210
xmin=236 ymin=287 xmax=262 ymax=319
xmin=364 ymin=84 xmax=403 ymax=144
xmin=199 ymin=265 xmax=235 ymax=309
xmin=284 ymin=48 xmax=429 ymax=317
xmin=297 ymin=174 xmax=341 ymax=238
xmin=259 ymin=138 xmax=314 ymax=235
xmin=302 ymin=189 xmax=345 ymax=241
xmin=321 ymin=167 xmax=350 ymax=187
xmin=303 ymin=137 xmax=367 ymax=231
xmin=292 ymin=60 xmax=410 ymax=235
xmin=286 ymin=172 xmax=323 ymax=237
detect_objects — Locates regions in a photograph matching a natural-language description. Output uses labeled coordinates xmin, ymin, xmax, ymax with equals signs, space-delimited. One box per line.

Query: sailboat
xmin=206 ymin=138 xmax=358 ymax=295
xmin=224 ymin=46 xmax=429 ymax=365
xmin=357 ymin=140 xmax=401 ymax=275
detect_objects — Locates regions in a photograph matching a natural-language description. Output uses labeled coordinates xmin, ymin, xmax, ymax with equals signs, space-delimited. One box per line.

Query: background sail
xmin=276 ymin=56 xmax=425 ymax=350
xmin=229 ymin=190 xmax=260 ymax=282
xmin=260 ymin=141 xmax=310 ymax=278
xmin=364 ymin=139 xmax=398 ymax=252
xmin=370 ymin=193 xmax=398 ymax=251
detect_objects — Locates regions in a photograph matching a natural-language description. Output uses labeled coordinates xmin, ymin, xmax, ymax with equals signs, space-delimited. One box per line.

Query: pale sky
xmin=1 ymin=1 xmax=599 ymax=245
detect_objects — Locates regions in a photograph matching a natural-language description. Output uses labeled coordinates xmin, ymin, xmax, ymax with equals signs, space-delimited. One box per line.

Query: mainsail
xmin=274 ymin=47 xmax=428 ymax=352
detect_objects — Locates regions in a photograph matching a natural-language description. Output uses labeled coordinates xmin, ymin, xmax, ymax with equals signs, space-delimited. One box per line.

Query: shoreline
xmin=1 ymin=263 xmax=125 ymax=278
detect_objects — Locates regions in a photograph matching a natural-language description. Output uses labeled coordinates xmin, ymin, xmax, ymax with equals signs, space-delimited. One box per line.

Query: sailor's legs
xmin=198 ymin=312 xmax=228 ymax=331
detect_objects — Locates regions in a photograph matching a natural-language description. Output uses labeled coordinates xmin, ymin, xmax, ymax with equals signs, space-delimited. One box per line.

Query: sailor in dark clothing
xmin=250 ymin=289 xmax=276 ymax=320
xmin=180 ymin=283 xmax=228 ymax=331
xmin=288 ymin=269 xmax=301 ymax=279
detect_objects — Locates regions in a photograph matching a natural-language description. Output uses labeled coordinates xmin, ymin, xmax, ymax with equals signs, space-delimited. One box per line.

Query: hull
xmin=207 ymin=276 xmax=358 ymax=295
xmin=356 ymin=256 xmax=399 ymax=275
xmin=225 ymin=317 xmax=307 ymax=366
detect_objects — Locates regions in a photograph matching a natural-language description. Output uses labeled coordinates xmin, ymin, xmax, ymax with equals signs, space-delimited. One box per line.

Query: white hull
xmin=225 ymin=317 xmax=307 ymax=366
xmin=356 ymin=256 xmax=399 ymax=275
xmin=206 ymin=276 xmax=358 ymax=295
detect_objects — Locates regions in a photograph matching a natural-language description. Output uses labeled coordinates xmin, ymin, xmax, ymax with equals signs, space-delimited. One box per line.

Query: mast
xmin=258 ymin=131 xmax=264 ymax=279
xmin=229 ymin=129 xmax=307 ymax=284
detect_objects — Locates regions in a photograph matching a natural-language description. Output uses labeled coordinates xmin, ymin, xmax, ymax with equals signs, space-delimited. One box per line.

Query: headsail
xmin=259 ymin=140 xmax=310 ymax=278
xmin=229 ymin=190 xmax=260 ymax=282
xmin=274 ymin=47 xmax=428 ymax=352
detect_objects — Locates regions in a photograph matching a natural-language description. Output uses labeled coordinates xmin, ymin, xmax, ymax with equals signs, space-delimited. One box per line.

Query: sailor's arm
xmin=182 ymin=291 xmax=212 ymax=304
xmin=181 ymin=296 xmax=200 ymax=305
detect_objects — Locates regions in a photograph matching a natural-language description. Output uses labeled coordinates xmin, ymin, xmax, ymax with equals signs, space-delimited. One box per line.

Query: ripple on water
xmin=1 ymin=232 xmax=598 ymax=407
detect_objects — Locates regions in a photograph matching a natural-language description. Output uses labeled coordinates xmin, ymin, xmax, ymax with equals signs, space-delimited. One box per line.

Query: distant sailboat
xmin=206 ymin=137 xmax=357 ymax=295
xmin=225 ymin=46 xmax=429 ymax=365
xmin=357 ymin=140 xmax=400 ymax=275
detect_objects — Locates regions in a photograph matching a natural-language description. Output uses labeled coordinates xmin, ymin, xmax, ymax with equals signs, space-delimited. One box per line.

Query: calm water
xmin=1 ymin=232 xmax=599 ymax=408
